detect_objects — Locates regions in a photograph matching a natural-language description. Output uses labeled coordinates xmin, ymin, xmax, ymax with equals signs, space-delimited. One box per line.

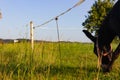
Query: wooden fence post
xmin=30 ymin=21 xmax=34 ymax=50
xmin=0 ymin=11 xmax=2 ymax=19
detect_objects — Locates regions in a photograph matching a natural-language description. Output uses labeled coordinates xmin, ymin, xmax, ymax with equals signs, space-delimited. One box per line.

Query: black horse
xmin=83 ymin=0 xmax=120 ymax=72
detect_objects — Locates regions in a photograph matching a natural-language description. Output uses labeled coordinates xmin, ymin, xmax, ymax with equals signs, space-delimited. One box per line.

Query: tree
xmin=82 ymin=0 xmax=115 ymax=35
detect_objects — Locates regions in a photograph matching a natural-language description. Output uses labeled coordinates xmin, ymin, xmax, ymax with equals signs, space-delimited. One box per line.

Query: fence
xmin=29 ymin=0 xmax=85 ymax=50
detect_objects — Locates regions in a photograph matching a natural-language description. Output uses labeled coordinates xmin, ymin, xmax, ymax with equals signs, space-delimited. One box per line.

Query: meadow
xmin=0 ymin=42 xmax=120 ymax=80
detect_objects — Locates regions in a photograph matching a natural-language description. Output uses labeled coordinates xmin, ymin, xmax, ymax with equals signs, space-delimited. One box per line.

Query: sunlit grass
xmin=0 ymin=42 xmax=120 ymax=80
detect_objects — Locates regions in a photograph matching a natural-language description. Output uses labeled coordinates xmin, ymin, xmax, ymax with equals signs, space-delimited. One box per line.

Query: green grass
xmin=0 ymin=42 xmax=120 ymax=80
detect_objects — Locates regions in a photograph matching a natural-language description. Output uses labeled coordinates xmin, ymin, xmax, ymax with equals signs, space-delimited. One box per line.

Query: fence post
xmin=0 ymin=11 xmax=2 ymax=19
xmin=30 ymin=21 xmax=34 ymax=50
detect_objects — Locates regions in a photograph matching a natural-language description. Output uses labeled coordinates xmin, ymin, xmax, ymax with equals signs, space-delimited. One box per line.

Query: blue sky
xmin=0 ymin=0 xmax=95 ymax=42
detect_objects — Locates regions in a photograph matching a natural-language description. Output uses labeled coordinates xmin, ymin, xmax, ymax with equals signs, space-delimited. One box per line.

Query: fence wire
xmin=33 ymin=0 xmax=85 ymax=29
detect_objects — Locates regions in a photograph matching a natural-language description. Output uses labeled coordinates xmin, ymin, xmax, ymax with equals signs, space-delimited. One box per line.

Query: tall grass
xmin=0 ymin=42 xmax=120 ymax=80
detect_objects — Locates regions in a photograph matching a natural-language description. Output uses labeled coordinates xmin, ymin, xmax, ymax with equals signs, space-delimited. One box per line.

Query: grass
xmin=0 ymin=42 xmax=120 ymax=80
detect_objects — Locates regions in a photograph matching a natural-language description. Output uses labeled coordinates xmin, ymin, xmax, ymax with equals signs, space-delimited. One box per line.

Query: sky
xmin=0 ymin=0 xmax=96 ymax=42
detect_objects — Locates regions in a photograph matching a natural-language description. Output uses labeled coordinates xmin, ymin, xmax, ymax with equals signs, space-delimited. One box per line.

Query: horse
xmin=83 ymin=0 xmax=120 ymax=72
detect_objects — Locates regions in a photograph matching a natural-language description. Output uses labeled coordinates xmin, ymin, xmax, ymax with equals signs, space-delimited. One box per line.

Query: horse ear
xmin=83 ymin=30 xmax=96 ymax=42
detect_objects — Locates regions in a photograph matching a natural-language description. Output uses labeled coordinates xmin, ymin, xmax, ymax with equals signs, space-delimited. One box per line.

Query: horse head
xmin=83 ymin=30 xmax=113 ymax=72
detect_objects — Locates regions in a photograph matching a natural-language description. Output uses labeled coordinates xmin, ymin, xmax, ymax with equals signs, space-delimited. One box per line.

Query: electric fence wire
xmin=33 ymin=0 xmax=85 ymax=29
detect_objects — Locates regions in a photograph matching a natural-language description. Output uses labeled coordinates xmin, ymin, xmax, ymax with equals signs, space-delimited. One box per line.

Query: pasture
xmin=0 ymin=42 xmax=120 ymax=80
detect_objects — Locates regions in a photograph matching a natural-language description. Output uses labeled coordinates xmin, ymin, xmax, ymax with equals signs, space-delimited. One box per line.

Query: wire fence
xmin=33 ymin=0 xmax=85 ymax=29
xmin=30 ymin=0 xmax=85 ymax=50
xmin=30 ymin=0 xmax=85 ymax=46
xmin=29 ymin=1 xmax=85 ymax=67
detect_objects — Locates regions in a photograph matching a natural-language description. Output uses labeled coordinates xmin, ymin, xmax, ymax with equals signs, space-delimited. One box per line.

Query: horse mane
xmin=97 ymin=0 xmax=120 ymax=45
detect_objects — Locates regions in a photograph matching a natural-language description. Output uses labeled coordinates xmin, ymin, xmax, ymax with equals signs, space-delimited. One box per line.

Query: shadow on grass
xmin=35 ymin=65 xmax=97 ymax=77
xmin=0 ymin=63 xmax=98 ymax=79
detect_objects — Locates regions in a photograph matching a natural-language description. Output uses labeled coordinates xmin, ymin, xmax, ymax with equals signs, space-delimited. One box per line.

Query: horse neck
xmin=98 ymin=26 xmax=115 ymax=46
